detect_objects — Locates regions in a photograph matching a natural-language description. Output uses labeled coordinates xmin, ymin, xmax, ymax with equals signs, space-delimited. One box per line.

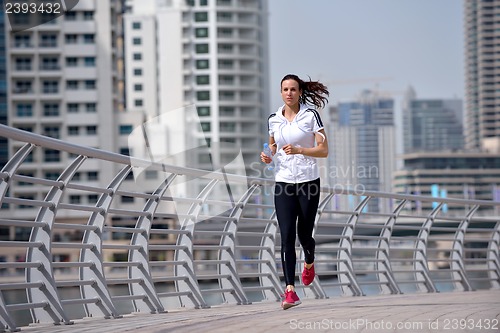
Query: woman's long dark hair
xmin=281 ymin=74 xmax=329 ymax=109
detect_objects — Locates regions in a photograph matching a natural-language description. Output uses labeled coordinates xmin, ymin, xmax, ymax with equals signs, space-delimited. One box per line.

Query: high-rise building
xmin=123 ymin=0 xmax=270 ymax=187
xmin=328 ymin=90 xmax=396 ymax=213
xmin=464 ymin=0 xmax=500 ymax=153
xmin=4 ymin=0 xmax=128 ymax=211
xmin=402 ymin=87 xmax=464 ymax=153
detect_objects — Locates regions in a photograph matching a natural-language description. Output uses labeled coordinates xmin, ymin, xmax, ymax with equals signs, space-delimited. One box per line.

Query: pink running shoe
xmin=302 ymin=263 xmax=315 ymax=286
xmin=281 ymin=289 xmax=301 ymax=310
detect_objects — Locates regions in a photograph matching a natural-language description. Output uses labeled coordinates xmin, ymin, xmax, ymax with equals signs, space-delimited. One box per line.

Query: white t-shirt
xmin=268 ymin=104 xmax=325 ymax=183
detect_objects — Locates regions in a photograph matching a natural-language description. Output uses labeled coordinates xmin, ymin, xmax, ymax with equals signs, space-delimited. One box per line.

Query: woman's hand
xmin=260 ymin=151 xmax=272 ymax=164
xmin=282 ymin=144 xmax=301 ymax=155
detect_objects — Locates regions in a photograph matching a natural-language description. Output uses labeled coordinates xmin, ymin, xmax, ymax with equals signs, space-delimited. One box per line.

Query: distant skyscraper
xmin=329 ymin=90 xmax=396 ymax=213
xmin=465 ymin=0 xmax=500 ymax=152
xmin=123 ymin=0 xmax=270 ymax=187
xmin=4 ymin=0 xmax=125 ymax=210
xmin=402 ymin=87 xmax=464 ymax=153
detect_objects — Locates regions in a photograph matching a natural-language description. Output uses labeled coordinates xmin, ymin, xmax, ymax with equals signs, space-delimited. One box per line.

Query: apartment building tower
xmin=464 ymin=0 xmax=500 ymax=152
xmin=123 ymin=0 xmax=270 ymax=188
xmin=4 ymin=0 xmax=126 ymax=214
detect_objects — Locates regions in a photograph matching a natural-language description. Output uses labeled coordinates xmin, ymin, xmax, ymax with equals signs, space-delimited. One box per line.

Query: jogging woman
xmin=261 ymin=74 xmax=329 ymax=309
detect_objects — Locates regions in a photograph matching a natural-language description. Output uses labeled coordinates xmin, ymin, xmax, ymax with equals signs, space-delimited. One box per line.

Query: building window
xmin=200 ymin=122 xmax=211 ymax=132
xmin=84 ymin=80 xmax=96 ymax=90
xmin=69 ymin=195 xmax=81 ymax=204
xmin=197 ymin=91 xmax=210 ymax=101
xmin=134 ymin=84 xmax=143 ymax=91
xmin=194 ymin=12 xmax=208 ymax=22
xmin=218 ymin=59 xmax=233 ymax=68
xmin=84 ymin=57 xmax=95 ymax=67
xmin=40 ymin=34 xmax=57 ymax=47
xmin=195 ymin=28 xmax=209 ymax=38
xmin=66 ymin=57 xmax=78 ymax=67
xmin=200 ymin=0 xmax=208 ymax=5
xmin=220 ymin=122 xmax=236 ymax=132
xmin=220 ymin=106 xmax=234 ymax=115
xmin=41 ymin=57 xmax=59 ymax=70
xmin=83 ymin=11 xmax=94 ymax=20
xmin=132 ymin=22 xmax=141 ymax=30
xmin=196 ymin=59 xmax=209 ymax=69
xmin=88 ymin=194 xmax=98 ymax=204
xmin=121 ymin=196 xmax=135 ymax=204
xmin=16 ymin=104 xmax=33 ymax=117
xmin=14 ymin=34 xmax=32 ymax=48
xmin=86 ymin=125 xmax=97 ymax=135
xmin=120 ymin=148 xmax=130 ymax=156
xmin=195 ymin=44 xmax=209 ymax=53
xmin=134 ymin=68 xmax=142 ymax=76
xmin=86 ymin=103 xmax=96 ymax=113
xmin=65 ymin=11 xmax=77 ymax=21
xmin=14 ymin=81 xmax=32 ymax=94
xmin=83 ymin=34 xmax=95 ymax=44
xmin=218 ymin=44 xmax=233 ymax=53
xmin=43 ymin=81 xmax=59 ymax=94
xmin=120 ymin=125 xmax=133 ymax=135
xmin=43 ymin=103 xmax=60 ymax=116
xmin=133 ymin=37 xmax=141 ymax=45
xmin=45 ymin=172 xmax=60 ymax=180
xmin=67 ymin=80 xmax=78 ymax=90
xmin=65 ymin=34 xmax=78 ymax=44
xmin=43 ymin=126 xmax=60 ymax=138
xmin=67 ymin=103 xmax=79 ymax=112
xmin=87 ymin=171 xmax=98 ymax=181
xmin=198 ymin=106 xmax=210 ymax=116
xmin=196 ymin=75 xmax=210 ymax=85
xmin=133 ymin=52 xmax=142 ymax=60
xmin=15 ymin=57 xmax=31 ymax=71
xmin=68 ymin=126 xmax=79 ymax=136
xmin=135 ymin=99 xmax=143 ymax=107
xmin=44 ymin=149 xmax=60 ymax=162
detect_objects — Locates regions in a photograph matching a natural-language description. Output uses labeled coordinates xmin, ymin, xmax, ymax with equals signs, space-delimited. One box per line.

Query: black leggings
xmin=274 ymin=178 xmax=320 ymax=287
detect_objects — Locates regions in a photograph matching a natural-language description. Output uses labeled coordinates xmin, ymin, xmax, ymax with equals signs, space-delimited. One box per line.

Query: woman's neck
xmin=283 ymin=104 xmax=300 ymax=114
xmin=282 ymin=104 xmax=300 ymax=122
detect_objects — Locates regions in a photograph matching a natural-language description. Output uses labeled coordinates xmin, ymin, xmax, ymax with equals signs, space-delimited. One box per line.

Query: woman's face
xmin=281 ymin=79 xmax=301 ymax=108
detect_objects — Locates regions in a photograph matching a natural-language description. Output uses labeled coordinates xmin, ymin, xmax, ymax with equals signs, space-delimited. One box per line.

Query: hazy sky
xmin=267 ymin=0 xmax=464 ymax=109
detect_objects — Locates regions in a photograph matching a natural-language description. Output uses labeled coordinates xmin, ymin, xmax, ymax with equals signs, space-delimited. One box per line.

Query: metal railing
xmin=0 ymin=123 xmax=499 ymax=332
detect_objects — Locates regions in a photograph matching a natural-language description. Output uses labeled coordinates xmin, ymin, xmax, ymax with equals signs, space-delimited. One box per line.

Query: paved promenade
xmin=19 ymin=290 xmax=500 ymax=333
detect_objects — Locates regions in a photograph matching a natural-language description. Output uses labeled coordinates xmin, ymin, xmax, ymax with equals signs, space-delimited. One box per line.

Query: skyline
xmin=268 ymin=0 xmax=464 ymax=109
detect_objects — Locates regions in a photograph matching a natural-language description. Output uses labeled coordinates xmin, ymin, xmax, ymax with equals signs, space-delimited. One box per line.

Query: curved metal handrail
xmin=0 ymin=124 xmax=499 ymax=332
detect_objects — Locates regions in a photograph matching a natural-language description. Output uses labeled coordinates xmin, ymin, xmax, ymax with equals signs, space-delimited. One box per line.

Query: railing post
xmin=337 ymin=196 xmax=369 ymax=296
xmin=218 ymin=184 xmax=260 ymax=305
xmin=174 ymin=180 xmax=219 ymax=309
xmin=129 ymin=174 xmax=177 ymax=313
xmin=258 ymin=210 xmax=283 ymax=301
xmin=301 ymin=192 xmax=333 ymax=299
xmin=376 ymin=200 xmax=405 ymax=294
xmin=488 ymin=221 xmax=500 ymax=289
xmin=0 ymin=143 xmax=35 ymax=332
xmin=26 ymin=156 xmax=88 ymax=325
xmin=414 ymin=204 xmax=441 ymax=293
xmin=450 ymin=206 xmax=478 ymax=291
xmin=80 ymin=167 xmax=133 ymax=319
